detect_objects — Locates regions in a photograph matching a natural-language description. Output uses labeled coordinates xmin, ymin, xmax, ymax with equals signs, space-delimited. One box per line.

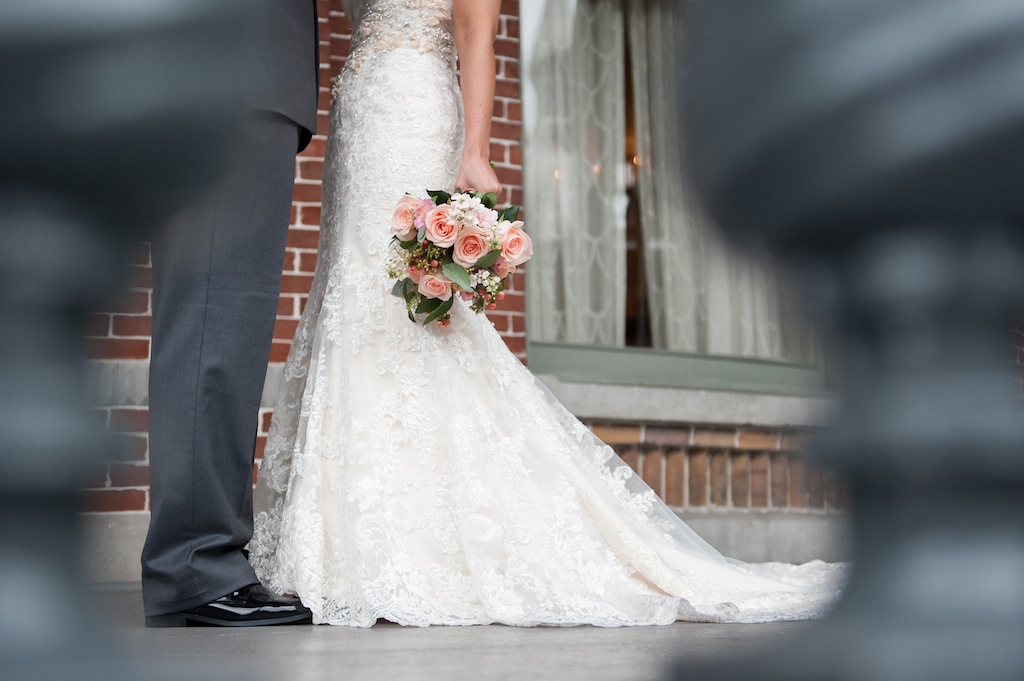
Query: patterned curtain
xmin=525 ymin=0 xmax=628 ymax=347
xmin=629 ymin=0 xmax=815 ymax=362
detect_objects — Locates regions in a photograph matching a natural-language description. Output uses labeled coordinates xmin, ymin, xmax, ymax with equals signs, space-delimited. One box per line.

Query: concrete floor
xmin=95 ymin=588 xmax=812 ymax=681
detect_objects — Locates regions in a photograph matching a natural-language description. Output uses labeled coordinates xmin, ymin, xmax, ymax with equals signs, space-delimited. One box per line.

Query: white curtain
xmin=628 ymin=0 xmax=814 ymax=363
xmin=525 ymin=0 xmax=628 ymax=347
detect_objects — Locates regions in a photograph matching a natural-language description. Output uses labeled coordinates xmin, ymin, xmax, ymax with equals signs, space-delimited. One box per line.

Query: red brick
xmin=112 ymin=315 xmax=152 ymax=337
xmin=299 ymin=252 xmax=318 ymax=272
xmin=510 ymin=315 xmax=526 ymax=334
xmin=788 ymin=456 xmax=809 ymax=509
xmin=300 ymin=160 xmax=324 ymax=181
xmin=270 ymin=341 xmax=291 ymax=362
xmin=254 ymin=436 xmax=267 ymax=460
xmin=107 ymin=290 xmax=149 ymax=315
xmin=507 ymin=102 xmax=522 ymax=123
xmin=641 ymin=448 xmax=664 ymax=499
xmin=128 ymin=266 xmax=153 ymax=289
xmin=770 ymin=453 xmax=789 ymax=508
xmin=108 ymin=463 xmax=150 ymax=488
xmin=664 ymin=449 xmax=685 ymax=507
xmin=281 ymin=274 xmax=315 ymax=294
xmin=118 ymin=434 xmax=149 ymax=462
xmin=490 ymin=141 xmax=509 ymax=162
xmin=292 ymin=183 xmax=322 ymax=203
xmin=494 ymin=38 xmax=520 ymax=59
xmin=484 ymin=312 xmax=510 ymax=332
xmin=300 ymin=205 xmax=323 ymax=228
xmin=495 ymin=80 xmax=520 ymax=100
xmin=618 ymin=447 xmax=640 ymax=475
xmin=731 ymin=453 xmax=751 ymax=508
xmin=750 ymin=452 xmax=770 ymax=508
xmin=317 ymin=90 xmax=333 ymax=112
xmin=737 ymin=429 xmax=780 ymax=451
xmin=88 ymin=338 xmax=149 ymax=360
xmin=496 ymin=292 xmax=524 ymax=312
xmin=645 ymin=427 xmax=690 ymax=447
xmin=278 ymin=296 xmax=296 ymax=316
xmin=303 ymin=137 xmax=327 ymax=157
xmin=490 ymin=121 xmax=521 ymax=141
xmin=504 ymin=16 xmax=520 ymax=39
xmin=502 ymin=335 xmax=526 ymax=355
xmin=591 ymin=424 xmax=641 ymax=445
xmin=710 ymin=452 xmax=729 ymax=506
xmin=274 ymin=319 xmax=299 ymax=340
xmin=692 ymin=428 xmax=735 ymax=449
xmin=260 ymin=411 xmax=273 ymax=434
xmin=495 ymin=166 xmax=523 ymax=185
xmin=80 ymin=489 xmax=147 ymax=513
xmin=287 ymin=228 xmax=321 ymax=249
xmin=109 ymin=408 xmax=149 ymax=433
xmin=688 ymin=450 xmax=708 ymax=507
xmin=279 ymin=251 xmax=296 ymax=273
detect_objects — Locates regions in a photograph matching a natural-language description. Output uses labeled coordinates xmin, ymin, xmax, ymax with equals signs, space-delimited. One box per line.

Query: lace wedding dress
xmin=250 ymin=0 xmax=844 ymax=627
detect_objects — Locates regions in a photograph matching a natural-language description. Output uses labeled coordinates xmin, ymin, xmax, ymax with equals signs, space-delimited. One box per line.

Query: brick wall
xmin=589 ymin=424 xmax=845 ymax=513
xmin=83 ymin=0 xmax=525 ymax=513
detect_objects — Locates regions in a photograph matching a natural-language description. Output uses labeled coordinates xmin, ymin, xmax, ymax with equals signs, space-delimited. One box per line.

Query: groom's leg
xmin=142 ymin=111 xmax=300 ymax=617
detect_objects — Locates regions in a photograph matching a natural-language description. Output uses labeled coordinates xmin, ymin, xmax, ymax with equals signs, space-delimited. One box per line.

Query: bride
xmin=250 ymin=0 xmax=844 ymax=627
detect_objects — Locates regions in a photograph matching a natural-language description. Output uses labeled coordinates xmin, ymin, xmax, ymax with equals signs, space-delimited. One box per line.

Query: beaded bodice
xmin=341 ymin=0 xmax=455 ymax=75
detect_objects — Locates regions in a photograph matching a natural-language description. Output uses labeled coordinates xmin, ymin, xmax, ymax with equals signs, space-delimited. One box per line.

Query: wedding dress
xmin=250 ymin=0 xmax=844 ymax=627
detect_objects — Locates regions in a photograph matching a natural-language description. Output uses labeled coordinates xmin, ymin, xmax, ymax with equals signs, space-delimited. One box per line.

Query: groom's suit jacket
xmin=253 ymin=0 xmax=320 ymax=151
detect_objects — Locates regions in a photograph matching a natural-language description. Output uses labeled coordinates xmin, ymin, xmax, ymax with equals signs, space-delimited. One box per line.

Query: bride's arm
xmin=453 ymin=0 xmax=503 ymax=197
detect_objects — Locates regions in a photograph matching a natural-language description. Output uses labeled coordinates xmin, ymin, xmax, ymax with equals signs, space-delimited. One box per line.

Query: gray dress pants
xmin=142 ymin=111 xmax=301 ymax=617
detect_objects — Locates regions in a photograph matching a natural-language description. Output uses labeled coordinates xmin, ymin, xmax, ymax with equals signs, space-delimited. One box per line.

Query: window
xmin=521 ymin=0 xmax=822 ymax=395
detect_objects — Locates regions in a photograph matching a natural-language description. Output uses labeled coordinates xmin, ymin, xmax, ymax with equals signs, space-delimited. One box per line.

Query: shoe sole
xmin=146 ymin=612 xmax=313 ymax=628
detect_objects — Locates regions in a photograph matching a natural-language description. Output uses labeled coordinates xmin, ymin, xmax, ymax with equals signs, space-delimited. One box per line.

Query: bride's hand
xmin=455 ymin=156 xmax=503 ymax=199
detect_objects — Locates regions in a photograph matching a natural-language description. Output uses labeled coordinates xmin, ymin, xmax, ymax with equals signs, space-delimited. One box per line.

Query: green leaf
xmin=417 ymin=226 xmax=427 ymax=242
xmin=442 ymin=262 xmax=472 ymax=291
xmin=408 ymin=310 xmax=417 ymax=324
xmin=403 ymin=279 xmax=418 ymax=304
xmin=427 ymin=190 xmax=451 ymax=205
xmin=475 ymin=249 xmax=502 ymax=269
xmin=423 ymin=296 xmax=454 ymax=325
xmin=479 ymin=192 xmax=498 ymax=209
xmin=391 ymin=279 xmax=407 ymax=298
xmin=415 ymin=296 xmax=443 ymax=314
xmin=400 ymin=238 xmax=419 ymax=251
xmin=500 ymin=205 xmax=520 ymax=222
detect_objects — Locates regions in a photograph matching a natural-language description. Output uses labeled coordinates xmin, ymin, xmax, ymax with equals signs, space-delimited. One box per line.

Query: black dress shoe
xmin=146 ymin=584 xmax=313 ymax=627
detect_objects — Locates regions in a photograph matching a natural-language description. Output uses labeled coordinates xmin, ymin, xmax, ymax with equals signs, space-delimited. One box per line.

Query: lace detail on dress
xmin=335 ymin=0 xmax=455 ymax=92
xmin=251 ymin=0 xmax=846 ymax=628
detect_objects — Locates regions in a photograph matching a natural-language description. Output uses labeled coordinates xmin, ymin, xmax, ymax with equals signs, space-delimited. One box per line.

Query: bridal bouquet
xmin=385 ymin=190 xmax=532 ymax=326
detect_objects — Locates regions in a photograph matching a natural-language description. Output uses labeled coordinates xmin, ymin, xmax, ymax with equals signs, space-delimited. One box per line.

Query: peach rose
xmin=407 ymin=265 xmax=423 ymax=283
xmin=424 ymin=204 xmax=458 ymax=247
xmin=492 ymin=256 xmax=511 ymax=279
xmin=501 ymin=225 xmax=533 ymax=266
xmin=453 ymin=231 xmax=490 ymax=268
xmin=418 ymin=273 xmax=452 ymax=301
xmin=391 ymin=195 xmax=419 ymax=240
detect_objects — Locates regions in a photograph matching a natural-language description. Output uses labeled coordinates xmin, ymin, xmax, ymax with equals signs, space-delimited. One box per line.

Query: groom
xmin=142 ymin=0 xmax=320 ymax=627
